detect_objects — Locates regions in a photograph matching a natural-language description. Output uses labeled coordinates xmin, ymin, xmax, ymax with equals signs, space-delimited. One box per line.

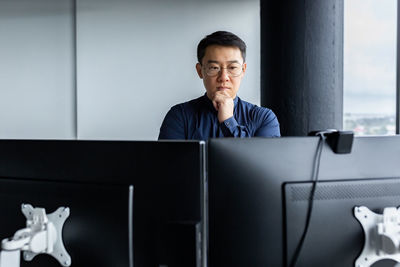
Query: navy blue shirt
xmin=158 ymin=94 xmax=280 ymax=140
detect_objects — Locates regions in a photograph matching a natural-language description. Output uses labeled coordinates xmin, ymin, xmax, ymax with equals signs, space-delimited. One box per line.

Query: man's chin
xmin=216 ymin=88 xmax=233 ymax=96
xmin=206 ymin=90 xmax=236 ymax=99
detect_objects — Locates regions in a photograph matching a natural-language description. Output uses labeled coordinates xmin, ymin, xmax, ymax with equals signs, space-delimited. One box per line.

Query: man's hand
xmin=211 ymin=91 xmax=234 ymax=123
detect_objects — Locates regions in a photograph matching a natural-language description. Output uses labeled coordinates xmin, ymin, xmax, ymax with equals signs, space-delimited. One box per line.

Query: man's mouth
xmin=217 ymin=87 xmax=230 ymax=91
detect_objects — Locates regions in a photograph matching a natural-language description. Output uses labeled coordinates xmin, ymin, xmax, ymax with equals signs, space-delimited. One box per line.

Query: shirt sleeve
xmin=253 ymin=108 xmax=280 ymax=137
xmin=158 ymin=106 xmax=186 ymax=140
xmin=219 ymin=108 xmax=281 ymax=138
xmin=219 ymin=116 xmax=251 ymax=137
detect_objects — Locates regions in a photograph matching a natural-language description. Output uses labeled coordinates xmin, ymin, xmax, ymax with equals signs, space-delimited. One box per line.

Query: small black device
xmin=308 ymin=129 xmax=354 ymax=154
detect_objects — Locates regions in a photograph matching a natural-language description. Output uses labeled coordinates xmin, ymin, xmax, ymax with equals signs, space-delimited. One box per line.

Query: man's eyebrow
xmin=206 ymin=60 xmax=241 ymax=64
xmin=207 ymin=60 xmax=220 ymax=64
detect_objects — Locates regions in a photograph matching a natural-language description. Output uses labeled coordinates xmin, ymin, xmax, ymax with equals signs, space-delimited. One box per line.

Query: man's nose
xmin=217 ymin=68 xmax=230 ymax=81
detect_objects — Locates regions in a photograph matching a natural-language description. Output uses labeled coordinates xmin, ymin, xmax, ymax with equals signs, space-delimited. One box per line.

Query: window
xmin=343 ymin=0 xmax=397 ymax=135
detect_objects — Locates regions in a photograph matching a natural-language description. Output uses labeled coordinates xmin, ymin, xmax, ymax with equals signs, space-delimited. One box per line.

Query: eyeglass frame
xmin=200 ymin=62 xmax=245 ymax=77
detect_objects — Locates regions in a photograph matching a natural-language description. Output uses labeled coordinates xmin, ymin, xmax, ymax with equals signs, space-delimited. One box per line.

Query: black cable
xmin=289 ymin=133 xmax=327 ymax=267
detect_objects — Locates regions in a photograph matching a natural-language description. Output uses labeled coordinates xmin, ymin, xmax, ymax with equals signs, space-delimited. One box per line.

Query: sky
xmin=344 ymin=0 xmax=397 ymax=115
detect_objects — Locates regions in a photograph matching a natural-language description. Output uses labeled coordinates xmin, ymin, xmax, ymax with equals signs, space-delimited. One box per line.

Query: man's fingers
xmin=212 ymin=93 xmax=229 ymax=103
xmin=220 ymin=90 xmax=231 ymax=97
xmin=213 ymin=90 xmax=230 ymax=99
xmin=212 ymin=91 xmax=233 ymax=112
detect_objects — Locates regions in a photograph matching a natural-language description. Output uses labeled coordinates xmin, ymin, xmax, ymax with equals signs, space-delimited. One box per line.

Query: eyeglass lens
xmin=204 ymin=63 xmax=243 ymax=77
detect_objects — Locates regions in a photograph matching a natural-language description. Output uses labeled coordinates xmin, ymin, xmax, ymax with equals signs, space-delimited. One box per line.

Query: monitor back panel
xmin=208 ymin=136 xmax=400 ymax=267
xmin=284 ymin=178 xmax=400 ymax=267
xmin=0 ymin=140 xmax=205 ymax=267
xmin=0 ymin=178 xmax=131 ymax=267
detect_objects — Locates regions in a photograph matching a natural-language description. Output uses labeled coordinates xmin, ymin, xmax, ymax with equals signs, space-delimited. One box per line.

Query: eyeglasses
xmin=203 ymin=63 xmax=244 ymax=77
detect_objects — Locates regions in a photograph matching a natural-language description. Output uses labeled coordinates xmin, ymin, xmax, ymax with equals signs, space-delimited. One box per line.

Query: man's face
xmin=196 ymin=45 xmax=247 ymax=100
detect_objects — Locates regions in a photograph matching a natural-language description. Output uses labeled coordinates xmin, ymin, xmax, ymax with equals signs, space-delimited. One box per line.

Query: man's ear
xmin=242 ymin=63 xmax=247 ymax=76
xmin=196 ymin=63 xmax=203 ymax=79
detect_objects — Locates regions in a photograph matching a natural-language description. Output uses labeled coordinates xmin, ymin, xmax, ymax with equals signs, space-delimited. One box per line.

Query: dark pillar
xmin=261 ymin=0 xmax=344 ymax=136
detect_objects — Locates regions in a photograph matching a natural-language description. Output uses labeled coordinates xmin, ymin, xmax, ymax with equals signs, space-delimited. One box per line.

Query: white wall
xmin=0 ymin=0 xmax=260 ymax=140
xmin=0 ymin=0 xmax=76 ymax=139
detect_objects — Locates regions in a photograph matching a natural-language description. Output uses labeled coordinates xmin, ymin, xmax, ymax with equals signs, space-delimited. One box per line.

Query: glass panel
xmin=343 ymin=0 xmax=397 ymax=135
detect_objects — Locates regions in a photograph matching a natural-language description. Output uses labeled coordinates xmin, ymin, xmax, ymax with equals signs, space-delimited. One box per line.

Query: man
xmin=158 ymin=31 xmax=280 ymax=140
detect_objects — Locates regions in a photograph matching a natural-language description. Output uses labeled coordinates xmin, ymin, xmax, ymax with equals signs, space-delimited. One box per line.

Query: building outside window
xmin=343 ymin=0 xmax=397 ymax=135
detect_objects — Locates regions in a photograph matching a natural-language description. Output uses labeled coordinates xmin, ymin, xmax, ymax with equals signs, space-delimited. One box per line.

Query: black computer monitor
xmin=208 ymin=136 xmax=400 ymax=267
xmin=0 ymin=140 xmax=206 ymax=267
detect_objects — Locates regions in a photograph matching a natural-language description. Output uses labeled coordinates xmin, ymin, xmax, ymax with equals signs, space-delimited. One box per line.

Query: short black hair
xmin=197 ymin=31 xmax=247 ymax=64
